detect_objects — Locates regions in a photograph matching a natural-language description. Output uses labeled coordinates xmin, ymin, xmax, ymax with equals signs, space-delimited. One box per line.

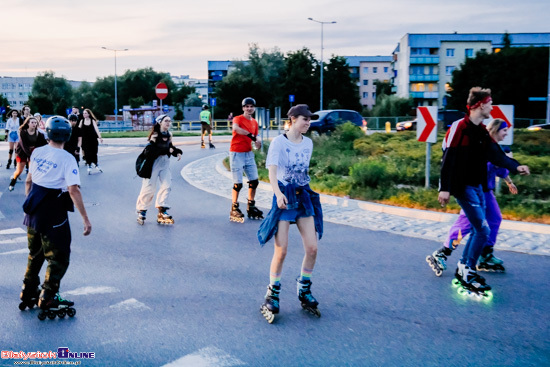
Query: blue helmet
xmin=46 ymin=116 xmax=72 ymax=142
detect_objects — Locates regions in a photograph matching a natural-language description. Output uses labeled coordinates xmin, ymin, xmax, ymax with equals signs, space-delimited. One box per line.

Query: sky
xmin=1 ymin=0 xmax=549 ymax=83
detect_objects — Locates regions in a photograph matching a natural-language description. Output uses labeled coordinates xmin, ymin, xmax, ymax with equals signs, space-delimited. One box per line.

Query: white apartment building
xmin=345 ymin=56 xmax=393 ymax=110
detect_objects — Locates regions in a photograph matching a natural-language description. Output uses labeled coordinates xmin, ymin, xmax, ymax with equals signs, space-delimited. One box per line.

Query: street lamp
xmin=308 ymin=17 xmax=336 ymax=111
xmin=101 ymin=47 xmax=129 ymax=122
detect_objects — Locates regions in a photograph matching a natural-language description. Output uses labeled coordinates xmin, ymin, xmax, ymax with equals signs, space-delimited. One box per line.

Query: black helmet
xmin=46 ymin=116 xmax=72 ymax=142
xmin=202 ymin=104 xmax=209 ymax=110
xmin=241 ymin=97 xmax=256 ymax=107
xmin=68 ymin=114 xmax=78 ymax=122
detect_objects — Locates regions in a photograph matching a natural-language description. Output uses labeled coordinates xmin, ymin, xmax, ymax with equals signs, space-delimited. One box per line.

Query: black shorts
xmin=201 ymin=122 xmax=212 ymax=134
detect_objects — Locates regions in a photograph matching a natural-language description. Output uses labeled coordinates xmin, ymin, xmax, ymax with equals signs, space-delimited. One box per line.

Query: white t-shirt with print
xmin=29 ymin=145 xmax=81 ymax=189
xmin=266 ymin=133 xmax=313 ymax=186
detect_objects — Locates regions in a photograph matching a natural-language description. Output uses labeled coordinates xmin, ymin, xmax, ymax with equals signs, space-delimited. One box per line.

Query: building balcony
xmin=410 ymin=91 xmax=439 ymax=99
xmin=410 ymin=56 xmax=439 ymax=64
xmin=409 ymin=74 xmax=439 ymax=82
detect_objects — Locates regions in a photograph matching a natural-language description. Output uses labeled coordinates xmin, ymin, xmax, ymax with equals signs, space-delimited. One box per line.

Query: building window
xmin=363 ymin=80 xmax=369 ymax=86
xmin=410 ymin=66 xmax=424 ymax=75
xmin=465 ymin=49 xmax=473 ymax=58
xmin=372 ymin=92 xmax=376 ymax=99
xmin=373 ymin=67 xmax=378 ymax=73
xmin=384 ymin=67 xmax=388 ymax=73
xmin=363 ymin=67 xmax=368 ymax=73
xmin=363 ymin=92 xmax=368 ymax=98
xmin=446 ymin=48 xmax=455 ymax=57
xmin=445 ymin=66 xmax=456 ymax=75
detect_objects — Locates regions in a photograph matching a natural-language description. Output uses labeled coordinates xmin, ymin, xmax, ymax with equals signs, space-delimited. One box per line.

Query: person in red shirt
xmin=229 ymin=97 xmax=263 ymax=222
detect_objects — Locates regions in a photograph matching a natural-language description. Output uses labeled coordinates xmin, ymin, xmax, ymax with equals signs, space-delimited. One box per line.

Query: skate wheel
xmin=67 ymin=308 xmax=76 ymax=317
xmin=58 ymin=309 xmax=66 ymax=318
xmin=451 ymin=279 xmax=460 ymax=287
xmin=260 ymin=306 xmax=275 ymax=324
xmin=37 ymin=311 xmax=47 ymax=321
xmin=47 ymin=311 xmax=57 ymax=320
xmin=18 ymin=302 xmax=26 ymax=311
xmin=457 ymin=287 xmax=466 ymax=295
xmin=483 ymin=291 xmax=493 ymax=301
xmin=435 ymin=269 xmax=442 ymax=277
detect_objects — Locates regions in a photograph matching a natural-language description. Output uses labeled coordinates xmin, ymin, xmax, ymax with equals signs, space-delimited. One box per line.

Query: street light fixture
xmin=101 ymin=47 xmax=129 ymax=122
xmin=308 ymin=17 xmax=336 ymax=111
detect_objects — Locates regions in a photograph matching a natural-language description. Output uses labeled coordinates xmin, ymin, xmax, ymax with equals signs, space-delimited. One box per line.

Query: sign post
xmin=416 ymin=106 xmax=438 ymax=188
xmin=155 ymin=82 xmax=168 ymax=110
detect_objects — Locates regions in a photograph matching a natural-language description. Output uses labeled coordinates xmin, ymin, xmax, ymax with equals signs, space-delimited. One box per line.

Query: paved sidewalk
xmin=181 ymin=152 xmax=550 ymax=256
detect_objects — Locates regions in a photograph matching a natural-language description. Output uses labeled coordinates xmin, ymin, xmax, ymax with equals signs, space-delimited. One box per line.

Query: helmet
xmin=155 ymin=114 xmax=169 ymax=124
xmin=202 ymin=104 xmax=209 ymax=110
xmin=68 ymin=114 xmax=78 ymax=122
xmin=241 ymin=97 xmax=256 ymax=107
xmin=45 ymin=116 xmax=72 ymax=142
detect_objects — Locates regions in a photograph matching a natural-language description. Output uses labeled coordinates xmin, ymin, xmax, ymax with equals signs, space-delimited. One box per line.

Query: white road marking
xmin=64 ymin=286 xmax=120 ymax=296
xmin=0 ymin=248 xmax=27 ymax=255
xmin=0 ymin=228 xmax=26 ymax=235
xmin=0 ymin=236 xmax=27 ymax=244
xmin=162 ymin=347 xmax=246 ymax=367
xmin=109 ymin=298 xmax=150 ymax=311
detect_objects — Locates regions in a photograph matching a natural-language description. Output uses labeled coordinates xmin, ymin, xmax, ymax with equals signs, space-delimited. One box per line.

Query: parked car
xmin=396 ymin=120 xmax=416 ymax=131
xmin=308 ymin=109 xmax=367 ymax=135
xmin=526 ymin=123 xmax=550 ymax=131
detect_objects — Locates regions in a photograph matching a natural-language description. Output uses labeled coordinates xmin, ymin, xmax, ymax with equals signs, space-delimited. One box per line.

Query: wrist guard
xmin=247 ymin=133 xmax=257 ymax=142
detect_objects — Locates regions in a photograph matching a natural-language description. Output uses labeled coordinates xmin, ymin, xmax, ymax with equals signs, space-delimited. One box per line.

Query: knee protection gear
xmin=9 ymin=149 xmax=14 ymax=155
xmin=233 ymin=183 xmax=243 ymax=193
xmin=249 ymin=179 xmax=259 ymax=190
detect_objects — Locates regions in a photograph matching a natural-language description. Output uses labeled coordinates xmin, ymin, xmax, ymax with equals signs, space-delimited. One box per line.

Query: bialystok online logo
xmin=1 ymin=347 xmax=95 ymax=360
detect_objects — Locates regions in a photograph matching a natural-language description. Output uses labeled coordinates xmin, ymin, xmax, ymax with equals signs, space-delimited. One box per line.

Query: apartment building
xmin=172 ymin=75 xmax=208 ymax=103
xmin=346 ymin=56 xmax=392 ymax=109
xmin=391 ymin=33 xmax=550 ymax=108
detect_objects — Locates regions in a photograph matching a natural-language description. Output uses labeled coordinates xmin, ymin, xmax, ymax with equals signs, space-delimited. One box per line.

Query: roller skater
xmin=297 ymin=278 xmax=321 ymax=317
xmin=260 ymin=284 xmax=280 ymax=323
xmin=258 ymin=105 xmax=323 ymax=322
xmin=135 ymin=114 xmax=182 ymax=225
xmin=229 ymin=97 xmax=262 ymax=224
xmin=200 ymin=104 xmax=214 ymax=149
xmin=37 ymin=290 xmax=76 ymax=320
xmin=247 ymin=199 xmax=264 ymax=220
xmin=19 ymin=282 xmax=40 ymax=311
xmin=78 ymin=109 xmax=103 ymax=175
xmin=229 ymin=202 xmax=245 ymax=223
xmin=452 ymin=263 xmax=492 ymax=299
xmin=438 ymin=87 xmax=529 ymax=297
xmin=6 ymin=109 xmax=21 ymax=170
xmin=19 ymin=116 xmax=92 ymax=321
xmin=137 ymin=210 xmax=147 ymax=225
xmin=157 ymin=207 xmax=174 ymax=225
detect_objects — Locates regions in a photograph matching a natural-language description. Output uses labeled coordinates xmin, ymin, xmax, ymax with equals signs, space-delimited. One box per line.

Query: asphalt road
xmin=0 ymin=142 xmax=548 ymax=366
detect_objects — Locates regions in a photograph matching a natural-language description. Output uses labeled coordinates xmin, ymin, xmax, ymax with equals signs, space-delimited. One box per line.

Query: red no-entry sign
xmin=155 ymin=82 xmax=168 ymax=100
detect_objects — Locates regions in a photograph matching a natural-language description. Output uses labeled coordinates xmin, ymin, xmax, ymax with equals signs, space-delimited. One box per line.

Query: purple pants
xmin=445 ymin=190 xmax=502 ymax=249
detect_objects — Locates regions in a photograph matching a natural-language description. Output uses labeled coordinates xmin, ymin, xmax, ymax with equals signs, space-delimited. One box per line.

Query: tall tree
xmin=323 ymin=56 xmax=362 ymax=112
xmin=447 ymin=47 xmax=548 ymax=118
xmin=283 ymin=47 xmax=319 ymax=111
xmin=27 ymin=71 xmax=74 ymax=115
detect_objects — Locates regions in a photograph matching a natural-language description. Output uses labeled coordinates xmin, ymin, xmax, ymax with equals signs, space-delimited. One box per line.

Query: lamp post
xmin=308 ymin=17 xmax=336 ymax=111
xmin=101 ymin=47 xmax=128 ymax=122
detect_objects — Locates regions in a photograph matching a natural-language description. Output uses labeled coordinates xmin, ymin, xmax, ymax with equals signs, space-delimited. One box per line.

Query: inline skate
xmin=477 ymin=253 xmax=505 ymax=273
xmin=247 ymin=200 xmax=264 ymax=220
xmin=209 ymin=142 xmax=215 ymax=149
xmin=19 ymin=282 xmax=40 ymax=311
xmin=37 ymin=290 xmax=76 ymax=320
xmin=260 ymin=284 xmax=281 ymax=324
xmin=229 ymin=202 xmax=244 ymax=223
xmin=6 ymin=159 xmax=12 ymax=169
xmin=426 ymin=246 xmax=453 ymax=276
xmin=157 ymin=207 xmax=174 ymax=225
xmin=137 ymin=210 xmax=147 ymax=225
xmin=297 ymin=278 xmax=321 ymax=317
xmin=201 ymin=141 xmax=205 ymax=149
xmin=8 ymin=177 xmax=17 ymax=192
xmin=452 ymin=263 xmax=492 ymax=300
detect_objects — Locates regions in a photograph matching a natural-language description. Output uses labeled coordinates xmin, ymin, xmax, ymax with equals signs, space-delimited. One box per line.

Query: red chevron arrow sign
xmin=484 ymin=105 xmax=514 ymax=145
xmin=417 ymin=106 xmax=437 ymax=143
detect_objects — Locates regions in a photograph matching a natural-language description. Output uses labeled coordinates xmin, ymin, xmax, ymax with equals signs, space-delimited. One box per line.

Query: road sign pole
xmin=425 ymin=142 xmax=431 ymax=188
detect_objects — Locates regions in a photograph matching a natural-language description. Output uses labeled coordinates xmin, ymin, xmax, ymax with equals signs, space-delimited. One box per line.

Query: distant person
xmin=135 ymin=114 xmax=182 ymax=225
xmin=78 ymin=108 xmax=103 ymax=174
xmin=34 ymin=113 xmax=48 ymax=138
xmin=257 ymin=104 xmax=323 ymax=323
xmin=6 ymin=109 xmax=21 ymax=169
xmin=64 ymin=114 xmax=81 ymax=164
xmin=8 ymin=116 xmax=47 ymax=191
xmin=199 ymin=104 xmax=214 ymax=149
xmin=436 ymin=87 xmax=529 ymax=298
xmin=19 ymin=116 xmax=91 ymax=320
xmin=227 ymin=112 xmax=233 ymax=124
xmin=228 ymin=97 xmax=263 ymax=223
xmin=20 ymin=105 xmax=31 ymax=125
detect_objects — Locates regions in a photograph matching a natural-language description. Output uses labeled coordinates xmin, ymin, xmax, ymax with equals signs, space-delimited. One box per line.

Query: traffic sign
xmin=484 ymin=105 xmax=514 ymax=145
xmin=416 ymin=106 xmax=437 ymax=143
xmin=209 ymin=98 xmax=216 ymax=107
xmin=289 ymin=95 xmax=295 ymax=103
xmin=163 ymin=105 xmax=169 ymax=113
xmin=155 ymin=82 xmax=168 ymax=100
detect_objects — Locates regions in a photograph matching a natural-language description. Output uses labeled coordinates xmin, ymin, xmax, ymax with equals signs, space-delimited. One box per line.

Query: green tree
xmin=27 ymin=71 xmax=74 ymax=115
xmin=375 ymin=80 xmax=392 ymax=97
xmin=447 ymin=46 xmax=549 ymax=118
xmin=0 ymin=93 xmax=10 ymax=120
xmin=282 ymin=47 xmax=319 ymax=110
xmin=73 ymin=82 xmax=95 ymax=112
xmin=371 ymin=94 xmax=414 ymax=117
xmin=184 ymin=95 xmax=203 ymax=107
xmin=323 ymin=56 xmax=362 ymax=111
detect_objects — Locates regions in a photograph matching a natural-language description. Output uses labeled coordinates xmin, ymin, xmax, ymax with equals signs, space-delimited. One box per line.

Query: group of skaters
xmin=8 ymin=86 xmax=531 ymax=322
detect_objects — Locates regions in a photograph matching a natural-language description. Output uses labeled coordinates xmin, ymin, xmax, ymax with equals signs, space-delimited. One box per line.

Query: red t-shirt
xmin=230 ymin=115 xmax=259 ymax=153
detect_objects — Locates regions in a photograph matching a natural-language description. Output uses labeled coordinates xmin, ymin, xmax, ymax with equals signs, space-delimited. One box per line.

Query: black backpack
xmin=135 ymin=144 xmax=156 ymax=179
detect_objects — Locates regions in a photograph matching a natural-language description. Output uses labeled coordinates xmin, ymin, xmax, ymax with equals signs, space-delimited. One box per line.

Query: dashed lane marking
xmin=64 ymin=286 xmax=120 ymax=296
xmin=162 ymin=347 xmax=246 ymax=367
xmin=109 ymin=298 xmax=151 ymax=311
